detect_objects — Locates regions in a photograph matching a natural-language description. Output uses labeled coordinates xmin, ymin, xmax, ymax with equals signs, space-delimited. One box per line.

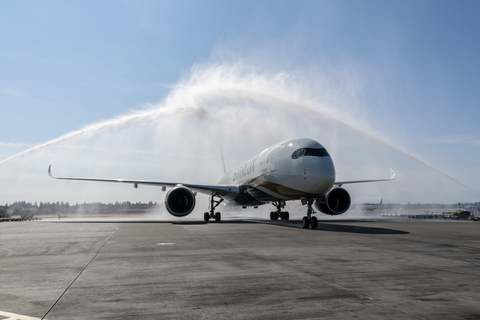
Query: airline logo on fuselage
xmin=233 ymin=156 xmax=258 ymax=181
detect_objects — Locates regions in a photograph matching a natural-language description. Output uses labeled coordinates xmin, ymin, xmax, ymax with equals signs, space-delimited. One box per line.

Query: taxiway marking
xmin=0 ymin=310 xmax=45 ymax=320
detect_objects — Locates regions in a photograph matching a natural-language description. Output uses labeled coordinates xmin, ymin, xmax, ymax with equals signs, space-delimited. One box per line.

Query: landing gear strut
xmin=270 ymin=201 xmax=289 ymax=221
xmin=302 ymin=197 xmax=318 ymax=229
xmin=204 ymin=195 xmax=224 ymax=222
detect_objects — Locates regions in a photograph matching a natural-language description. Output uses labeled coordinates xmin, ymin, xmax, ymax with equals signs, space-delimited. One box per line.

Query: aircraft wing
xmin=334 ymin=168 xmax=395 ymax=186
xmin=48 ymin=165 xmax=239 ymax=197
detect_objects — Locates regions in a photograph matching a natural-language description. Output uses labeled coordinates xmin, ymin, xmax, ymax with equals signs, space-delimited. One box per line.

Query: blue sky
xmin=1 ymin=0 xmax=480 ymax=206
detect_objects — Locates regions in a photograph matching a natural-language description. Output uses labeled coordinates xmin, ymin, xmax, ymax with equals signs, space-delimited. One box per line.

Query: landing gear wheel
xmin=280 ymin=211 xmax=290 ymax=220
xmin=302 ymin=216 xmax=309 ymax=229
xmin=271 ymin=201 xmax=286 ymax=221
xmin=207 ymin=195 xmax=223 ymax=223
xmin=311 ymin=216 xmax=318 ymax=229
xmin=301 ymin=197 xmax=318 ymax=229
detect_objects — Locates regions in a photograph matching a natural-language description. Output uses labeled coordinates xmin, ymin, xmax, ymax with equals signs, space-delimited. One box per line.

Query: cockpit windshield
xmin=291 ymin=148 xmax=329 ymax=159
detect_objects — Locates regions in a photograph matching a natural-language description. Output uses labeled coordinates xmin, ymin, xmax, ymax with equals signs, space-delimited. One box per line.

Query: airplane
xmin=355 ymin=199 xmax=384 ymax=211
xmin=48 ymin=138 xmax=395 ymax=229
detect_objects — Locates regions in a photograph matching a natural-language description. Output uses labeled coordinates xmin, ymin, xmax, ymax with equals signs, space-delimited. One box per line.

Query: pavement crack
xmin=41 ymin=224 xmax=122 ymax=320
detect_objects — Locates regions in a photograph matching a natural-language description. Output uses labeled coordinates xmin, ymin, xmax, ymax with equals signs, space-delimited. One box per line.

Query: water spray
xmin=1 ymin=62 xmax=478 ymax=201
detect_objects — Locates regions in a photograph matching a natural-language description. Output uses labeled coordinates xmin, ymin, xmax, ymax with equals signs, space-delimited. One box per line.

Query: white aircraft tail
xmin=220 ymin=145 xmax=227 ymax=175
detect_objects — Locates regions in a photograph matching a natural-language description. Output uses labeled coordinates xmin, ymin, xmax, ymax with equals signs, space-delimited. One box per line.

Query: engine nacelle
xmin=165 ymin=186 xmax=196 ymax=217
xmin=315 ymin=187 xmax=351 ymax=215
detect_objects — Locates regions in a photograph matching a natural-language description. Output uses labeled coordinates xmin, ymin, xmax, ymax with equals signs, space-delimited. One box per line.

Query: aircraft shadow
xmin=35 ymin=219 xmax=408 ymax=234
xmin=268 ymin=220 xmax=410 ymax=235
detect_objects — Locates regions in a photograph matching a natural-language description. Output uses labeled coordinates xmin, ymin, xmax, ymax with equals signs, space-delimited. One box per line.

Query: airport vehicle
xmin=463 ymin=206 xmax=480 ymax=221
xmin=442 ymin=209 xmax=471 ymax=220
xmin=48 ymin=138 xmax=395 ymax=228
xmin=471 ymin=212 xmax=480 ymax=221
xmin=442 ymin=206 xmax=480 ymax=221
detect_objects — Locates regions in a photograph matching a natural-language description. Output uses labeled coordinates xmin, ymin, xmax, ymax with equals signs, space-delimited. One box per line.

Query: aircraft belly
xmin=244 ymin=174 xmax=321 ymax=202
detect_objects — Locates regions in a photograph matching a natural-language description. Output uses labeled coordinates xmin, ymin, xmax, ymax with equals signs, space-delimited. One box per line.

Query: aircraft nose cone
xmin=308 ymin=157 xmax=335 ymax=194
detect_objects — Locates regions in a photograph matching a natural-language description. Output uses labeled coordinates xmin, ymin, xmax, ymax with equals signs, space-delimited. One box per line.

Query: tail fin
xmin=220 ymin=145 xmax=227 ymax=175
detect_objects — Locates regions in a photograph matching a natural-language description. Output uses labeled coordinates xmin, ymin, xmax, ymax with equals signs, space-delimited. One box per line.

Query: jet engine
xmin=165 ymin=186 xmax=196 ymax=217
xmin=315 ymin=187 xmax=351 ymax=215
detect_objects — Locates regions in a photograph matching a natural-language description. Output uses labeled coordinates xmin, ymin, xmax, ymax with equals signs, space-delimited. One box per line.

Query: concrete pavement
xmin=1 ymin=219 xmax=479 ymax=319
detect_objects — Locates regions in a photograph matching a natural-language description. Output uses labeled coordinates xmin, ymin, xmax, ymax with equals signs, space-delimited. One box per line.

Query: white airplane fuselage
xmin=216 ymin=138 xmax=336 ymax=206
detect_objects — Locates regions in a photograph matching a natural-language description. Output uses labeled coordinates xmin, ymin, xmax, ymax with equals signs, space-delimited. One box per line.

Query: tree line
xmin=0 ymin=201 xmax=160 ymax=217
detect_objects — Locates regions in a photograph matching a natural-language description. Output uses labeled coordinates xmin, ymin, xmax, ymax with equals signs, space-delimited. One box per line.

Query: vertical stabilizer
xmin=220 ymin=145 xmax=227 ymax=175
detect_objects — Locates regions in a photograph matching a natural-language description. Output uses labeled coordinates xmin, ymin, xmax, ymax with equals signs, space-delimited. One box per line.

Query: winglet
xmin=389 ymin=168 xmax=396 ymax=180
xmin=48 ymin=165 xmax=53 ymax=178
xmin=334 ymin=168 xmax=396 ymax=186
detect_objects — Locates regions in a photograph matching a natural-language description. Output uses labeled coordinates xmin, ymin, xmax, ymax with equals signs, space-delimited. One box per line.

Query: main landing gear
xmin=204 ymin=195 xmax=223 ymax=222
xmin=270 ymin=201 xmax=289 ymax=220
xmin=302 ymin=197 xmax=318 ymax=229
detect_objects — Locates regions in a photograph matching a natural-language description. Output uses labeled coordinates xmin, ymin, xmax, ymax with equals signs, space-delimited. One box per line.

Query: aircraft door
xmin=269 ymin=149 xmax=279 ymax=172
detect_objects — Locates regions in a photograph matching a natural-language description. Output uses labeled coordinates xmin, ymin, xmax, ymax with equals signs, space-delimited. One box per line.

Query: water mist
xmin=0 ymin=62 xmax=477 ymax=221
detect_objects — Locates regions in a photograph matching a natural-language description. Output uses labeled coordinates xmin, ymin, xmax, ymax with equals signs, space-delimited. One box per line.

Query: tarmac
xmin=1 ymin=218 xmax=479 ymax=319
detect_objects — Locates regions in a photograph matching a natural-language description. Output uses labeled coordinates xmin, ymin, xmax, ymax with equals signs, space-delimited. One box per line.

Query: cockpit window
xmin=291 ymin=148 xmax=305 ymax=159
xmin=292 ymin=148 xmax=329 ymax=159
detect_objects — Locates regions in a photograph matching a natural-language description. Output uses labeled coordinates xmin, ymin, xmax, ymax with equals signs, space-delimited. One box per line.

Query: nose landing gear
xmin=270 ymin=201 xmax=289 ymax=220
xmin=302 ymin=197 xmax=318 ymax=229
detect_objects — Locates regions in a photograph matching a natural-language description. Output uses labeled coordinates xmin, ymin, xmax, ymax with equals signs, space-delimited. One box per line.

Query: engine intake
xmin=315 ymin=187 xmax=351 ymax=215
xmin=165 ymin=186 xmax=196 ymax=217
